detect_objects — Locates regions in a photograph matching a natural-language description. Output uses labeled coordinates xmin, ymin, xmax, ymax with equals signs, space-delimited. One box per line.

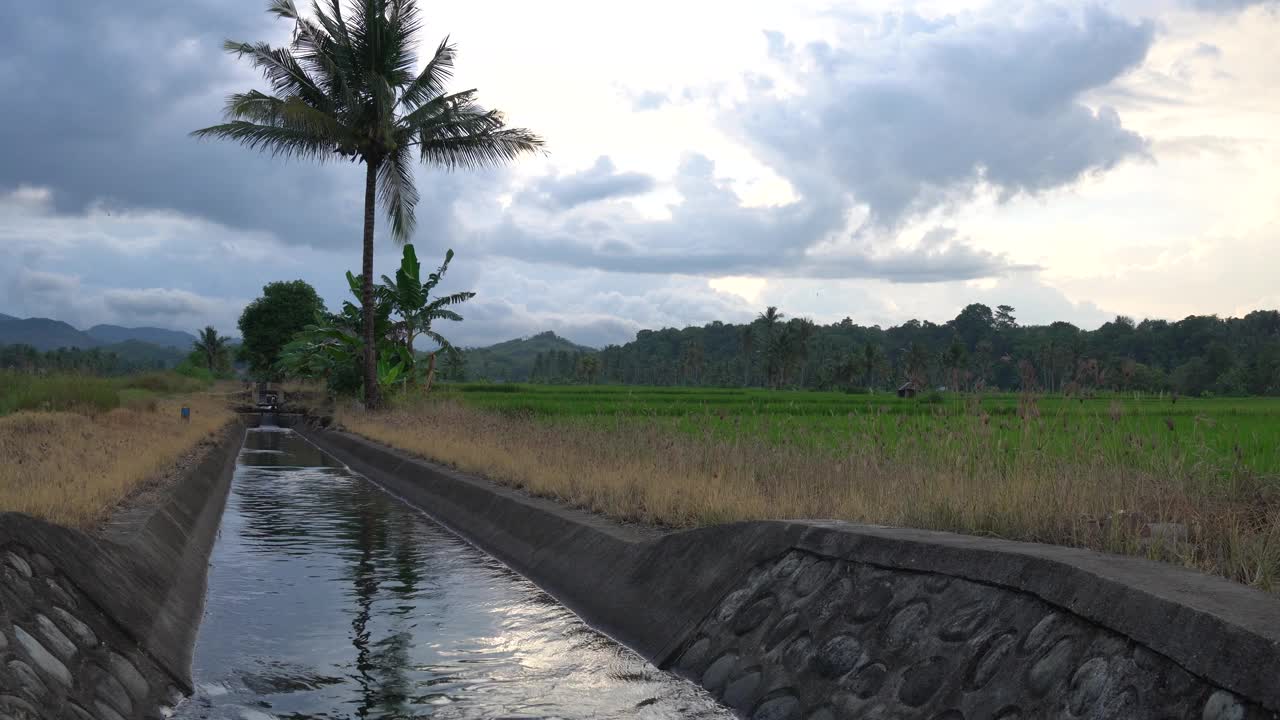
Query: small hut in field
xmin=897 ymin=381 xmax=918 ymax=399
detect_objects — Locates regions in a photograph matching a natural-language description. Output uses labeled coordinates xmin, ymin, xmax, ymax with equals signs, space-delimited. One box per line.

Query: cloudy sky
xmin=1 ymin=0 xmax=1277 ymax=347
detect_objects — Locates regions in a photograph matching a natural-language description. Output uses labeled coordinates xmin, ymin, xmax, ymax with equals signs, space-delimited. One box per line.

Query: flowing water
xmin=174 ymin=426 xmax=731 ymax=720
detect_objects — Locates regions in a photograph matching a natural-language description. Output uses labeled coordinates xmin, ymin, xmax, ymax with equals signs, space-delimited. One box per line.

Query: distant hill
xmin=0 ymin=315 xmax=98 ymax=351
xmin=463 ymin=331 xmax=596 ymax=381
xmin=86 ymin=324 xmax=197 ymax=349
xmin=0 ymin=314 xmax=207 ymax=352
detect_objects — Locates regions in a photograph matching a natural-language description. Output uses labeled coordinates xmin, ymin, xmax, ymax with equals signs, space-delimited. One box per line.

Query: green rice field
xmin=439 ymin=383 xmax=1280 ymax=486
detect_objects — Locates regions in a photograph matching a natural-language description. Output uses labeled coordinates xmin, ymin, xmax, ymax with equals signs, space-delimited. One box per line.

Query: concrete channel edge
xmin=0 ymin=418 xmax=246 ymax=720
xmin=295 ymin=422 xmax=1280 ymax=720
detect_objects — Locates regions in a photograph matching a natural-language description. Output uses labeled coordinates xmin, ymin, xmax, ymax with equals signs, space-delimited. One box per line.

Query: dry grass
xmin=337 ymin=398 xmax=1280 ymax=592
xmin=0 ymin=394 xmax=232 ymax=528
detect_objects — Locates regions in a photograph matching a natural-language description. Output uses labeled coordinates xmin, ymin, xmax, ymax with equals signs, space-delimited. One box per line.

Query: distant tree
xmin=904 ymin=342 xmax=931 ymax=388
xmin=195 ymin=0 xmax=542 ymax=408
xmin=861 ymin=341 xmax=887 ymax=389
xmin=238 ymin=280 xmax=325 ymax=379
xmin=941 ymin=336 xmax=967 ymax=390
xmin=995 ymin=305 xmax=1018 ymax=331
xmin=578 ymin=354 xmax=600 ymax=384
xmin=739 ymin=325 xmax=755 ymax=386
xmin=192 ymin=326 xmax=231 ymax=372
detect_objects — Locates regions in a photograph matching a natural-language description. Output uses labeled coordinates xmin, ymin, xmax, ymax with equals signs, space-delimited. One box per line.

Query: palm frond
xmin=400 ymin=37 xmax=455 ymax=109
xmin=222 ymin=40 xmax=329 ymax=110
xmin=418 ymin=126 xmax=544 ymax=170
xmin=377 ymin=142 xmax=419 ymax=241
xmin=191 ymin=121 xmax=331 ymax=160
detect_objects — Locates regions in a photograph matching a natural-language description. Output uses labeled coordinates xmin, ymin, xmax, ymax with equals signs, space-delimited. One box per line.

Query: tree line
xmin=0 ymin=344 xmax=163 ymax=375
xmin=506 ymin=304 xmax=1280 ymax=396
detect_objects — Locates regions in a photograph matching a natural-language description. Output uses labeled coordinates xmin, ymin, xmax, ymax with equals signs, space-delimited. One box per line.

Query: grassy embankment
xmin=337 ymin=384 xmax=1280 ymax=591
xmin=0 ymin=371 xmax=233 ymax=528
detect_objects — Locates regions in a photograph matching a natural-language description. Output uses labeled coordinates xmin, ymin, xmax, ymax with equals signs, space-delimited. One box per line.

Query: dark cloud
xmin=1185 ymin=0 xmax=1277 ymax=12
xmin=733 ymin=5 xmax=1154 ymax=227
xmin=102 ymin=288 xmax=219 ymax=318
xmin=517 ymin=156 xmax=656 ymax=209
xmin=482 ymin=154 xmax=1024 ymax=281
xmin=0 ymin=0 xmax=473 ymax=250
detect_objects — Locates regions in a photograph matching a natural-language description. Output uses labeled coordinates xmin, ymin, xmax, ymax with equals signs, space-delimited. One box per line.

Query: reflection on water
xmin=175 ymin=427 xmax=730 ymax=720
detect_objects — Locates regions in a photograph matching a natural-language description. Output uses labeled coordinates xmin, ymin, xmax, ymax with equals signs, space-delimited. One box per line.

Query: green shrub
xmin=122 ymin=371 xmax=207 ymax=394
xmin=0 ymin=372 xmax=120 ymax=415
xmin=919 ymin=390 xmax=946 ymax=404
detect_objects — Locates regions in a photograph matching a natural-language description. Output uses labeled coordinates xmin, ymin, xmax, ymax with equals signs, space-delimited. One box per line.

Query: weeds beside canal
xmin=337 ymin=387 xmax=1280 ymax=593
xmin=0 ymin=372 xmax=233 ymax=528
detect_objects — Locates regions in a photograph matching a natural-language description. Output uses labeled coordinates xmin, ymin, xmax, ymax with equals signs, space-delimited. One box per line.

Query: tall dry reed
xmin=0 ymin=395 xmax=232 ymax=528
xmin=337 ymin=398 xmax=1280 ymax=591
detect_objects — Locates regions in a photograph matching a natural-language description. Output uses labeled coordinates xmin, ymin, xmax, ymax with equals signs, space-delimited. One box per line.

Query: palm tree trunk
xmin=362 ymin=159 xmax=380 ymax=409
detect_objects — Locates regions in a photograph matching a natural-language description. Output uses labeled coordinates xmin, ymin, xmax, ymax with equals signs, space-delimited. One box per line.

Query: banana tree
xmin=380 ymin=245 xmax=475 ymax=356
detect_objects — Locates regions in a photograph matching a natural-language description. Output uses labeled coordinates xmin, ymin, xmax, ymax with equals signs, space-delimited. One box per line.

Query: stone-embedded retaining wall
xmin=298 ymin=424 xmax=1280 ymax=720
xmin=0 ymin=421 xmax=244 ymax=720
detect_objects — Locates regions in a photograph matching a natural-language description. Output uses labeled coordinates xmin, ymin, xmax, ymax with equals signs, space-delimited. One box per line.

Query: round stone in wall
xmin=49 ymin=607 xmax=97 ymax=649
xmin=782 ymin=633 xmax=813 ymax=671
xmin=702 ymin=652 xmax=740 ymax=693
xmin=733 ymin=596 xmax=779 ymax=635
xmin=27 ymin=552 xmax=55 ymax=576
xmin=1021 ymin=613 xmax=1064 ymax=655
xmin=677 ymin=637 xmax=712 ymax=675
xmin=882 ymin=601 xmax=931 ymax=650
xmin=1067 ymin=657 xmax=1109 ymax=715
xmin=813 ymin=635 xmax=861 ymax=679
xmin=717 ymin=589 xmax=753 ymax=624
xmin=34 ymin=613 xmax=77 ymax=661
xmin=1202 ymin=690 xmax=1246 ymax=720
xmin=898 ymin=656 xmax=947 ymax=708
xmin=793 ymin=560 xmax=833 ymax=596
xmin=764 ymin=611 xmax=801 ymax=652
xmin=964 ymin=631 xmax=1017 ymax=692
xmin=752 ymin=694 xmax=801 ymax=720
xmin=107 ymin=652 xmax=149 ymax=701
xmin=938 ymin=601 xmax=990 ymax=642
xmin=6 ymin=660 xmax=48 ymax=701
xmin=771 ymin=552 xmax=804 ymax=580
xmin=13 ymin=626 xmax=71 ymax=687
xmin=723 ymin=670 xmax=763 ymax=709
xmin=847 ymin=661 xmax=888 ymax=699
xmin=1027 ymin=638 xmax=1076 ymax=697
xmin=3 ymin=552 xmax=31 ymax=579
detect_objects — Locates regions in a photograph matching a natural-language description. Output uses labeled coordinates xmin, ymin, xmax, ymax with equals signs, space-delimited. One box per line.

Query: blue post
xmin=181 ymin=405 xmax=191 ymax=422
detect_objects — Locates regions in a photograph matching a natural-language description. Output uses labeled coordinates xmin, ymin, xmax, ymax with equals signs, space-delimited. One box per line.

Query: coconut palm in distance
xmin=193 ymin=0 xmax=543 ymax=407
xmin=193 ymin=326 xmax=230 ymax=371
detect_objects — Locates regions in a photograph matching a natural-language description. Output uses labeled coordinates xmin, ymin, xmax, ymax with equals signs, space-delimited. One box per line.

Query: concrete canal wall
xmin=299 ymin=424 xmax=1280 ymax=720
xmin=0 ymin=420 xmax=244 ymax=720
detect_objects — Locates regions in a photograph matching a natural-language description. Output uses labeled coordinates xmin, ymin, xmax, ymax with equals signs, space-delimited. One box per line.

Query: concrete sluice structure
xmin=0 ymin=412 xmax=1277 ymax=719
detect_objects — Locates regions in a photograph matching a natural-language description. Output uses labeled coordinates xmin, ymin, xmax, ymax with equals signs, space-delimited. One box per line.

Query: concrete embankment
xmin=297 ymin=422 xmax=1280 ymax=720
xmin=0 ymin=419 xmax=245 ymax=720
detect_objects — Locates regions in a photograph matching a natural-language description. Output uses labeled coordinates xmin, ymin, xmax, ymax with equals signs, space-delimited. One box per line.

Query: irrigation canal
xmin=173 ymin=424 xmax=731 ymax=719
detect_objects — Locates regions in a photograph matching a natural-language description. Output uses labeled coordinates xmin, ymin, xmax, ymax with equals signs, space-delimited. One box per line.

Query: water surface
xmin=175 ymin=426 xmax=730 ymax=719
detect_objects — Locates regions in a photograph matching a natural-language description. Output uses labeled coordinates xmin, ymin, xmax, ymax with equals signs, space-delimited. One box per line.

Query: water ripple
xmin=175 ymin=428 xmax=729 ymax=720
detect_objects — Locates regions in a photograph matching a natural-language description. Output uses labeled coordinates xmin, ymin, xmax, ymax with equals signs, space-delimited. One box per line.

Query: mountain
xmin=463 ymin=331 xmax=597 ymax=382
xmin=86 ymin=324 xmax=197 ymax=349
xmin=0 ymin=315 xmax=99 ymax=351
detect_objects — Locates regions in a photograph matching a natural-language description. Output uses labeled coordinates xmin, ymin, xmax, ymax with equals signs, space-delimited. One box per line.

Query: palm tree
xmin=194 ymin=0 xmax=542 ymax=408
xmin=193 ymin=326 xmax=230 ymax=371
